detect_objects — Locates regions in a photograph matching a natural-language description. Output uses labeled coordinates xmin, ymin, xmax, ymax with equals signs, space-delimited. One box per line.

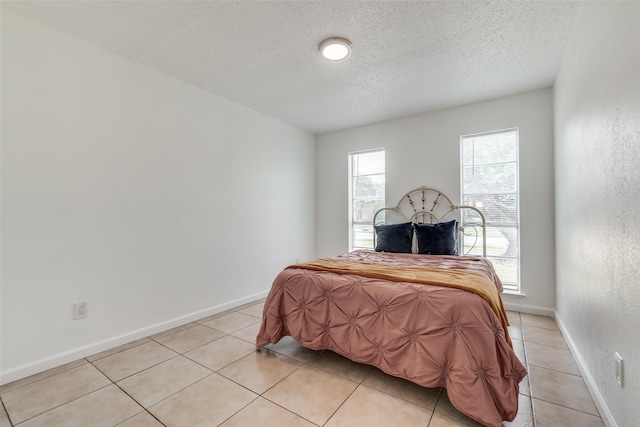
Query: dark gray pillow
xmin=374 ymin=222 xmax=413 ymax=253
xmin=413 ymin=220 xmax=458 ymax=255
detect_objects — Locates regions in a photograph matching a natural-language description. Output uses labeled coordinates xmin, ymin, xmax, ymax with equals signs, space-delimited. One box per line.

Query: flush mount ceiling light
xmin=318 ymin=37 xmax=352 ymax=61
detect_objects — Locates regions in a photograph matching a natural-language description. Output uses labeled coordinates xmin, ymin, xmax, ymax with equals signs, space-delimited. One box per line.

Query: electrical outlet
xmin=74 ymin=302 xmax=88 ymax=320
xmin=615 ymin=352 xmax=624 ymax=387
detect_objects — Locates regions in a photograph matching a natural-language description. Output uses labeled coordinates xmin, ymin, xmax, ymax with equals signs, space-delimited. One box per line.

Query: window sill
xmin=502 ymin=290 xmax=526 ymax=297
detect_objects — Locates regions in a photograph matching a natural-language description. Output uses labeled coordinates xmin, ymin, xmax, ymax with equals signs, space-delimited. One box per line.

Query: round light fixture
xmin=318 ymin=37 xmax=352 ymax=61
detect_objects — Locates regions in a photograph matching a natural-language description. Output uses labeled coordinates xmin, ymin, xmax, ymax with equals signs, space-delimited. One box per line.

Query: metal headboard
xmin=372 ymin=186 xmax=487 ymax=257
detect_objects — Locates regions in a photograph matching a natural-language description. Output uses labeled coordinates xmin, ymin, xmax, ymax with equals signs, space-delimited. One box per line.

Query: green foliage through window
xmin=461 ymin=130 xmax=520 ymax=293
xmin=349 ymin=149 xmax=385 ymax=251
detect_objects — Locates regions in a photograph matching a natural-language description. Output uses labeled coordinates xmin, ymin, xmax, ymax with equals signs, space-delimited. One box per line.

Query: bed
xmin=256 ymin=186 xmax=526 ymax=427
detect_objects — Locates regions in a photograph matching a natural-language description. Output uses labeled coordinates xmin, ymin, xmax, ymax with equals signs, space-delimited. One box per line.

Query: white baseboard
xmin=0 ymin=290 xmax=269 ymax=385
xmin=502 ymin=300 xmax=555 ymax=317
xmin=554 ymin=311 xmax=618 ymax=427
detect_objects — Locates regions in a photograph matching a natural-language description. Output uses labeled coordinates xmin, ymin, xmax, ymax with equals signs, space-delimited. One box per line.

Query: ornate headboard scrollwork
xmin=373 ymin=186 xmax=487 ymax=257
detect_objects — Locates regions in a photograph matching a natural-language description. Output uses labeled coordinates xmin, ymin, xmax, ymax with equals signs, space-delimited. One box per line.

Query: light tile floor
xmin=0 ymin=301 xmax=605 ymax=427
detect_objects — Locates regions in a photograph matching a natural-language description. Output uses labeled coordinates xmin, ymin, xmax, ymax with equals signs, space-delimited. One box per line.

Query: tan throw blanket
xmin=290 ymin=257 xmax=512 ymax=347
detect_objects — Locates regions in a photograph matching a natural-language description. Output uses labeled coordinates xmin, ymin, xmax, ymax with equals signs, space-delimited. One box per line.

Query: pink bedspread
xmin=256 ymin=250 xmax=527 ymax=426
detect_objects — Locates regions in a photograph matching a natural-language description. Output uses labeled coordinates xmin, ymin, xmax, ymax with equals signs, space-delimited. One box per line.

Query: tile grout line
xmin=530 ymin=395 xmax=603 ymax=419
xmin=136 ymin=317 xmax=263 ymax=424
xmin=210 ymin=335 xmax=323 ymax=426
xmin=525 ymin=362 xmax=582 ymax=378
xmin=0 ymin=359 xmax=91 ymax=396
xmin=1 ymin=306 xmax=604 ymax=427
xmin=10 ymin=383 xmax=114 ymax=427
xmin=1 ymin=305 xmax=267 ymax=426
xmin=520 ymin=321 xmax=606 ymax=425
xmin=92 ymin=352 xmax=181 ymax=384
xmin=1 ymin=396 xmax=15 ymax=427
xmin=319 ymin=383 xmax=361 ymax=426
xmin=265 ymin=347 xmax=447 ymax=425
xmin=110 ymin=379 xmax=168 ymax=427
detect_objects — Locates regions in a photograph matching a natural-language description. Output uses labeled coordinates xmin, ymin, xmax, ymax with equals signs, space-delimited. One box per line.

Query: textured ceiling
xmin=2 ymin=1 xmax=581 ymax=134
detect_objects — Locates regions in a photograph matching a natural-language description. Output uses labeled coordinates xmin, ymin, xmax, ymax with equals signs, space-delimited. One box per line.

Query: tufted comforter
xmin=256 ymin=250 xmax=527 ymax=427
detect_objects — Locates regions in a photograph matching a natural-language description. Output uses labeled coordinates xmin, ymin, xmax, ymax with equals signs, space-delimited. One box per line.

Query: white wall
xmin=317 ymin=88 xmax=556 ymax=313
xmin=0 ymin=10 xmax=316 ymax=384
xmin=554 ymin=3 xmax=640 ymax=426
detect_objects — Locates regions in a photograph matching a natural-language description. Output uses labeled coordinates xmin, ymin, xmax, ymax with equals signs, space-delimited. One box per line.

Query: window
xmin=349 ymin=149 xmax=385 ymax=251
xmin=461 ymin=129 xmax=520 ymax=293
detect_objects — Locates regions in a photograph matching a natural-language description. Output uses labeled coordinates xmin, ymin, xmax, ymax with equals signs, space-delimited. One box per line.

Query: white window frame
xmin=461 ymin=129 xmax=521 ymax=293
xmin=348 ymin=148 xmax=385 ymax=252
